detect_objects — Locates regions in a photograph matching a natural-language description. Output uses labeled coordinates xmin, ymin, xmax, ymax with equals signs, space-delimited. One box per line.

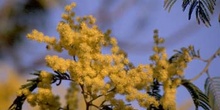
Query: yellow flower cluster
xmin=25 ymin=71 xmax=60 ymax=109
xmin=150 ymin=29 xmax=169 ymax=82
xmin=148 ymin=30 xmax=193 ymax=109
xmin=168 ymin=47 xmax=192 ymax=76
xmin=27 ymin=2 xmax=136 ymax=109
xmin=27 ymin=30 xmax=56 ymax=45
xmin=25 ymin=2 xmax=194 ymax=110
xmin=45 ymin=55 xmax=71 ymax=73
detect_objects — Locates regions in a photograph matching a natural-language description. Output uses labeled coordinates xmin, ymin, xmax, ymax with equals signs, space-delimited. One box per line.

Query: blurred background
xmin=0 ymin=0 xmax=219 ymax=110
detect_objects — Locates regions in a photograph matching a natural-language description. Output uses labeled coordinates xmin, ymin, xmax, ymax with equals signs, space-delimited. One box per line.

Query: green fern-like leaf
xmin=168 ymin=46 xmax=200 ymax=63
xmin=164 ymin=0 xmax=177 ymax=12
xmin=188 ymin=0 xmax=199 ymax=20
xmin=201 ymin=0 xmax=216 ymax=14
xmin=8 ymin=72 xmax=40 ymax=110
xmin=205 ymin=77 xmax=220 ymax=110
xmin=164 ymin=0 xmax=217 ymax=27
xmin=186 ymin=0 xmax=212 ymax=26
xmin=181 ymin=79 xmax=211 ymax=110
xmin=196 ymin=1 xmax=211 ymax=26
xmin=182 ymin=0 xmax=191 ymax=11
xmin=9 ymin=71 xmax=72 ymax=110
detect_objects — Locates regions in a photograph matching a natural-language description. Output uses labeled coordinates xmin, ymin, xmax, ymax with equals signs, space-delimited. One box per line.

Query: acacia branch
xmin=79 ymin=84 xmax=90 ymax=110
xmin=190 ymin=48 xmax=220 ymax=82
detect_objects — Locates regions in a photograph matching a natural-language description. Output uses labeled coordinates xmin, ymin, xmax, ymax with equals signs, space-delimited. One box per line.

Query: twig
xmin=190 ymin=48 xmax=220 ymax=82
xmin=90 ymin=103 xmax=100 ymax=109
xmin=99 ymin=100 xmax=107 ymax=108
xmin=79 ymin=84 xmax=88 ymax=103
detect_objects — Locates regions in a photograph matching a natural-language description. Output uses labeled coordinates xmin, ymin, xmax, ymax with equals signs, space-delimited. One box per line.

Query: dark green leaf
xmin=198 ymin=7 xmax=211 ymax=26
xmin=205 ymin=77 xmax=220 ymax=110
xmin=198 ymin=1 xmax=210 ymax=21
xmin=196 ymin=6 xmax=201 ymax=24
xmin=9 ymin=81 xmax=38 ymax=110
xmin=188 ymin=0 xmax=198 ymax=20
xmin=164 ymin=0 xmax=177 ymax=12
xmin=201 ymin=0 xmax=215 ymax=14
xmin=165 ymin=0 xmax=216 ymax=26
xmin=182 ymin=0 xmax=191 ymax=11
xmin=9 ymin=71 xmax=40 ymax=110
xmin=181 ymin=79 xmax=211 ymax=110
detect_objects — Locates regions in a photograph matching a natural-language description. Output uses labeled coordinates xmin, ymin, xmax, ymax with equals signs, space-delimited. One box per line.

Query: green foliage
xmin=164 ymin=0 xmax=217 ymax=27
xmin=182 ymin=79 xmax=210 ymax=110
xmin=205 ymin=77 xmax=220 ymax=110
xmin=168 ymin=46 xmax=200 ymax=63
xmin=147 ymin=79 xmax=164 ymax=110
xmin=164 ymin=0 xmax=177 ymax=12
xmin=167 ymin=46 xmax=211 ymax=110
xmin=8 ymin=72 xmax=40 ymax=110
xmin=8 ymin=71 xmax=72 ymax=110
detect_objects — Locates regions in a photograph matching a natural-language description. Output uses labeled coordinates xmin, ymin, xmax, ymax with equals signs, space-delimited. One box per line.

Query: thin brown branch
xmin=79 ymin=84 xmax=90 ymax=110
xmin=90 ymin=103 xmax=100 ymax=109
xmin=88 ymin=87 xmax=116 ymax=107
xmin=190 ymin=48 xmax=220 ymax=82
xmin=89 ymin=94 xmax=103 ymax=103
xmin=99 ymin=99 xmax=107 ymax=107
xmin=191 ymin=55 xmax=208 ymax=62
